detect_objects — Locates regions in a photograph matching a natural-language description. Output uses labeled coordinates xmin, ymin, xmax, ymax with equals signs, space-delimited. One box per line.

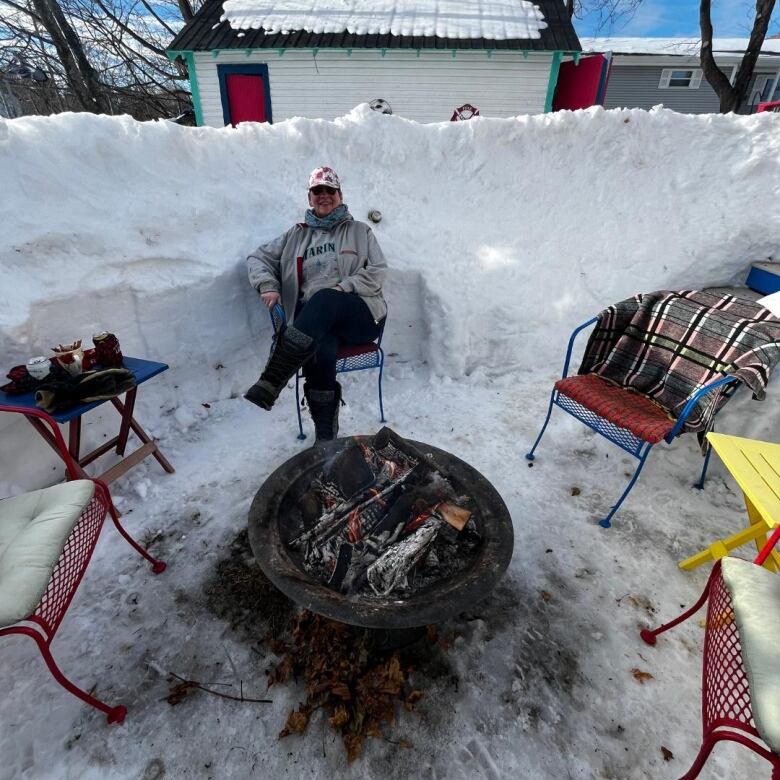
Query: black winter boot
xmin=304 ymin=381 xmax=342 ymax=442
xmin=245 ymin=326 xmax=315 ymax=410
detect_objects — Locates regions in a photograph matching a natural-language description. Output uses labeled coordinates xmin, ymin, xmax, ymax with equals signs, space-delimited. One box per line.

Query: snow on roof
xmin=581 ymin=36 xmax=780 ymax=56
xmin=220 ymin=0 xmax=548 ymax=40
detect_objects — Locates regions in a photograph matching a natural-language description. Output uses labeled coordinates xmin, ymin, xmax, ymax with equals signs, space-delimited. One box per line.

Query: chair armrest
xmin=269 ymin=303 xmax=286 ymax=335
xmin=667 ymin=375 xmax=742 ymax=439
xmin=755 ymin=526 xmax=780 ymax=566
xmin=561 ymin=317 xmax=598 ymax=378
xmin=0 ymin=404 xmax=81 ymax=481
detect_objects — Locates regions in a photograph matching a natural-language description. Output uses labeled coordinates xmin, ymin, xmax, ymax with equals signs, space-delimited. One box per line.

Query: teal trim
xmin=169 ymin=46 xmax=566 ymax=58
xmin=573 ymin=51 xmax=581 ymax=64
xmin=182 ymin=51 xmax=204 ymax=126
xmin=451 ymin=50 xmax=456 ymax=59
xmin=544 ymin=51 xmax=562 ymax=113
xmin=278 ymin=48 xmax=286 ymax=56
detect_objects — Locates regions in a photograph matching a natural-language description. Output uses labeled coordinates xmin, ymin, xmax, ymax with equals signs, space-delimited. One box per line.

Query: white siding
xmin=194 ymin=49 xmax=553 ymax=126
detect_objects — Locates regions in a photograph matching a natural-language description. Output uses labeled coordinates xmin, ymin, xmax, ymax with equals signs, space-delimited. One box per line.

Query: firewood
xmin=436 ymin=502 xmax=470 ymax=531
xmin=372 ymin=427 xmax=453 ymax=482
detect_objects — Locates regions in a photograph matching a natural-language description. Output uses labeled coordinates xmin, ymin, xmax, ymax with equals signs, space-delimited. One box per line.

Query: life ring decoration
xmin=451 ymin=103 xmax=480 ymax=121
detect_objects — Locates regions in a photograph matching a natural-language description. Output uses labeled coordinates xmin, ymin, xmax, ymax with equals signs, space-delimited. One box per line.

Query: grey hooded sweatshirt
xmin=246 ymin=218 xmax=388 ymax=325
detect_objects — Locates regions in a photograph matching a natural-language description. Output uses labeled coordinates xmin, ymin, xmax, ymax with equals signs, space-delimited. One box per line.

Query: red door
xmin=225 ymin=73 xmax=267 ymax=126
xmin=553 ymin=55 xmax=612 ymax=111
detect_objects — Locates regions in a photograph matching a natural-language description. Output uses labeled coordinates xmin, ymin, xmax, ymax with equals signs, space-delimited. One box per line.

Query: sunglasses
xmin=310 ymin=185 xmax=338 ymax=195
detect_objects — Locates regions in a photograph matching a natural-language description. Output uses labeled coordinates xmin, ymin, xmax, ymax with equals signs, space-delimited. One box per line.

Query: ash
xmin=287 ymin=428 xmax=482 ymax=597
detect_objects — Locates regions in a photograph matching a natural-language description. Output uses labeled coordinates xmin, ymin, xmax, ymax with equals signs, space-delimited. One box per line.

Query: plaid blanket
xmin=578 ymin=290 xmax=780 ymax=434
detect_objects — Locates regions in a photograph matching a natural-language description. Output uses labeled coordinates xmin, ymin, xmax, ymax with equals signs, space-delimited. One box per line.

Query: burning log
xmin=367 ymin=518 xmax=443 ymax=596
xmin=286 ymin=427 xmax=479 ymax=597
xmin=290 ymin=467 xmax=416 ymax=561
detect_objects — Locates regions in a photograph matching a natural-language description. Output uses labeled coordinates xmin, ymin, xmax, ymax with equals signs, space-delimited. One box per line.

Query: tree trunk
xmin=700 ymin=0 xmax=776 ymax=113
xmin=30 ymin=0 xmax=111 ymax=113
xmin=177 ymin=0 xmax=195 ymax=22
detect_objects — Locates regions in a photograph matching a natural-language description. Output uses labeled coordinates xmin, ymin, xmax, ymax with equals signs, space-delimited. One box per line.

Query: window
xmin=669 ymin=70 xmax=693 ymax=87
xmin=659 ymin=69 xmax=703 ymax=89
xmin=759 ymin=75 xmax=778 ymax=102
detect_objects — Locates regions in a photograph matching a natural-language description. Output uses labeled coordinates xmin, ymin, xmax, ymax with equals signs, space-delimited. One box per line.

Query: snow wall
xmin=1 ymin=104 xmax=779 ymax=488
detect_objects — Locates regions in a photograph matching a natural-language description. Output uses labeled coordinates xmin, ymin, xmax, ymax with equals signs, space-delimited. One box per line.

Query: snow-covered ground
xmin=1 ymin=105 xmax=779 ymax=779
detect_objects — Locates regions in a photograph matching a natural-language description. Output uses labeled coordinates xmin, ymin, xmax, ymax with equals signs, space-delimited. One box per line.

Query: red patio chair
xmin=640 ymin=527 xmax=780 ymax=779
xmin=0 ymin=406 xmax=166 ymax=724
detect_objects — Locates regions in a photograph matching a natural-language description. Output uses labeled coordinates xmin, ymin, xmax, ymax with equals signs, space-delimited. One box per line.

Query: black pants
xmin=294 ymin=289 xmax=383 ymax=391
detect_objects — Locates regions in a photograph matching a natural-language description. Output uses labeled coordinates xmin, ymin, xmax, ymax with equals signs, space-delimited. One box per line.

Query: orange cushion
xmin=555 ymin=374 xmax=675 ymax=445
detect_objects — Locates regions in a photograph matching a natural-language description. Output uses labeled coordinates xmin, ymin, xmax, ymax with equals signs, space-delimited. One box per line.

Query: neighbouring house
xmin=166 ymin=0 xmax=581 ymax=127
xmin=579 ymin=36 xmax=780 ymax=114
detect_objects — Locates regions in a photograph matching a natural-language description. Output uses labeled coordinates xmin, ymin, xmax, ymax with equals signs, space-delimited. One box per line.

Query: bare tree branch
xmin=92 ymin=0 xmax=166 ymax=57
xmin=700 ymin=0 xmax=777 ymax=112
xmin=140 ymin=0 xmax=177 ymax=36
xmin=1 ymin=0 xmax=46 ymax=25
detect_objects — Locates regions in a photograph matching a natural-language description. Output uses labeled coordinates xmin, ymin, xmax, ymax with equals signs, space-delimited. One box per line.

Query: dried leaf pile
xmin=268 ymin=611 xmax=424 ymax=761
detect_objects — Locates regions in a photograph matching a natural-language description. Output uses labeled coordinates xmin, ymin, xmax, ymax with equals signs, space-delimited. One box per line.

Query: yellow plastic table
xmin=679 ymin=432 xmax=780 ymax=572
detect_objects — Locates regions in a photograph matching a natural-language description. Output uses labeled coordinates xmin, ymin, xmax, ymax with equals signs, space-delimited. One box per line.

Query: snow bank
xmin=1 ymin=105 xmax=779 ymax=486
xmin=2 ymin=105 xmax=780 ymax=778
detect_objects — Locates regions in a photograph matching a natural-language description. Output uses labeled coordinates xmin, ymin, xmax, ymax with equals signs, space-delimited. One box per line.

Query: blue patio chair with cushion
xmin=269 ymin=304 xmax=387 ymax=439
xmin=525 ymin=289 xmax=780 ymax=528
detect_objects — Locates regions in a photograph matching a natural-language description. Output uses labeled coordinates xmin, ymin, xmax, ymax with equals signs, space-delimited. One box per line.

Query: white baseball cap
xmin=308 ymin=166 xmax=341 ymax=190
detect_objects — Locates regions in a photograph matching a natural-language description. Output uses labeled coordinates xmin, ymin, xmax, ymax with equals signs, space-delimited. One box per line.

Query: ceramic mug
xmin=26 ymin=356 xmax=52 ymax=380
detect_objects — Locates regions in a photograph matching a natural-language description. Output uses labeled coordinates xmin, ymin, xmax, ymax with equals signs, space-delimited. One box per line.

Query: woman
xmin=245 ymin=166 xmax=387 ymax=441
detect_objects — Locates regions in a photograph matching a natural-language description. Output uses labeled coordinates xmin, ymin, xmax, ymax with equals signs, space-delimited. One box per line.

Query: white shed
xmin=167 ymin=0 xmax=581 ymax=126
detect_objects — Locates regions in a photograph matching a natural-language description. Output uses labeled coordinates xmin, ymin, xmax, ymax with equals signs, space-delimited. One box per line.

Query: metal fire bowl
xmin=248 ymin=436 xmax=514 ymax=630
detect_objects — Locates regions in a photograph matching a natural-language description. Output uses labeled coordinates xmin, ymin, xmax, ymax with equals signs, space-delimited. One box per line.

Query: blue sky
xmin=574 ymin=0 xmax=780 ymax=38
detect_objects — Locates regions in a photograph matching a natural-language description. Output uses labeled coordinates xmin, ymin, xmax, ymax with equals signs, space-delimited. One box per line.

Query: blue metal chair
xmin=526 ymin=317 xmax=741 ymax=528
xmin=270 ymin=303 xmax=387 ymax=439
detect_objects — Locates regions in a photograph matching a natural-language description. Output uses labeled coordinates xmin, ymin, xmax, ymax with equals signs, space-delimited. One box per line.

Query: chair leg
xmin=680 ymin=731 xmax=780 ymax=780
xmin=378 ymin=354 xmax=386 ymax=423
xmin=599 ymin=445 xmax=652 ymax=528
xmin=678 ymin=735 xmax=718 ymax=780
xmin=640 ymin=561 xmax=719 ymax=646
xmin=693 ymin=445 xmax=713 ymax=490
xmin=295 ymin=373 xmax=306 ymax=440
xmin=526 ymin=390 xmax=557 ymax=461
xmin=5 ymin=626 xmax=127 ymax=724
xmin=101 ymin=487 xmax=167 ymax=574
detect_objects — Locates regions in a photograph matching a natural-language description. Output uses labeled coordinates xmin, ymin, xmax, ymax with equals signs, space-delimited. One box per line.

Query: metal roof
xmin=168 ymin=0 xmax=581 ymax=53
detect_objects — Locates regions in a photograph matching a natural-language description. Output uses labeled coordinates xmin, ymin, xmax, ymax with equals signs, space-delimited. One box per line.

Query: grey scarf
xmin=304 ymin=204 xmax=353 ymax=231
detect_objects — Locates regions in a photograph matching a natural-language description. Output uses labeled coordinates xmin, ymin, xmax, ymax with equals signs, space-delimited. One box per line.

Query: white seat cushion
xmin=722 ymin=556 xmax=780 ymax=754
xmin=0 ymin=480 xmax=95 ymax=628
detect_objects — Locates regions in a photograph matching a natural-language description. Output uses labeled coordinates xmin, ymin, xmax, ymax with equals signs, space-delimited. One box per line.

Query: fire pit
xmin=248 ymin=430 xmax=513 ymax=629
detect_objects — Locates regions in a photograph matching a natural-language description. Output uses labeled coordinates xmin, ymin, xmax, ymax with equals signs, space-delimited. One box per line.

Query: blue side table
xmin=0 ymin=357 xmax=175 ymax=484
xmin=746 ymin=262 xmax=780 ymax=295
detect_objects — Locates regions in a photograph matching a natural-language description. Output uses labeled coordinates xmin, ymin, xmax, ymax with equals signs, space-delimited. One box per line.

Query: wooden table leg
xmin=747 ymin=496 xmax=780 ymax=572
xmin=116 ymin=387 xmax=137 ymax=456
xmin=110 ymin=397 xmax=175 ymax=474
xmin=68 ymin=416 xmax=81 ymax=463
xmin=678 ymin=522 xmax=771 ymax=570
xmin=25 ymin=415 xmax=89 ymax=479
